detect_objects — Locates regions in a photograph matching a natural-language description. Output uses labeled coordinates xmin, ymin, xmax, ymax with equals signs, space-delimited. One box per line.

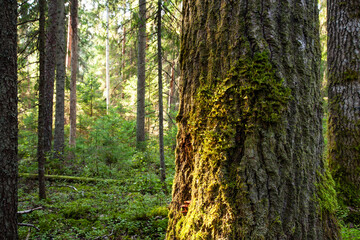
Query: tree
xmin=167 ymin=1 xmax=339 ymax=239
xmin=37 ymin=0 xmax=58 ymax=199
xmin=106 ymin=3 xmax=110 ymax=114
xmin=0 ymin=1 xmax=18 ymax=238
xmin=327 ymin=0 xmax=360 ymax=208
xmin=157 ymin=0 xmax=166 ymax=190
xmin=69 ymin=0 xmax=79 ymax=148
xmin=136 ymin=0 xmax=146 ymax=149
xmin=54 ymin=0 xmax=66 ymax=159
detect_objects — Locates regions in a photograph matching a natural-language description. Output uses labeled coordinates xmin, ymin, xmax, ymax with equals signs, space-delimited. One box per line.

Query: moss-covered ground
xmin=18 ymin=177 xmax=170 ymax=239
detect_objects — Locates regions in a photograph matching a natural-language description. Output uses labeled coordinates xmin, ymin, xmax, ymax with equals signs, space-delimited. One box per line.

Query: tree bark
xmin=167 ymin=1 xmax=339 ymax=239
xmin=327 ymin=0 xmax=360 ymax=207
xmin=136 ymin=0 xmax=146 ymax=149
xmin=37 ymin=0 xmax=58 ymax=200
xmin=0 ymin=1 xmax=18 ymax=238
xmin=69 ymin=0 xmax=78 ymax=148
xmin=106 ymin=4 xmax=110 ymax=114
xmin=54 ymin=0 xmax=66 ymax=159
xmin=157 ymin=0 xmax=166 ymax=191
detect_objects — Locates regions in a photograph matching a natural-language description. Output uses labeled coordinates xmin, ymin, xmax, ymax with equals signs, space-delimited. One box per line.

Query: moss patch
xmin=172 ymin=52 xmax=291 ymax=239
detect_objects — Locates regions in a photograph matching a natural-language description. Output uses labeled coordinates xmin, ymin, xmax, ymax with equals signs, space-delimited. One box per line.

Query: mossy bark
xmin=167 ymin=1 xmax=340 ymax=239
xmin=0 ymin=1 xmax=18 ymax=238
xmin=327 ymin=0 xmax=360 ymax=211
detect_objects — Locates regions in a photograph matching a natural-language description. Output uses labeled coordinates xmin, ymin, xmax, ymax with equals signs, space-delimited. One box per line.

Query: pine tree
xmin=0 ymin=0 xmax=18 ymax=238
xmin=327 ymin=0 xmax=360 ymax=208
xmin=167 ymin=1 xmax=340 ymax=239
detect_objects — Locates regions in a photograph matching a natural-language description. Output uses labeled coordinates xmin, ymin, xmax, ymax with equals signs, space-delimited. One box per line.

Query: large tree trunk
xmin=167 ymin=1 xmax=340 ymax=239
xmin=327 ymin=0 xmax=360 ymax=208
xmin=69 ymin=0 xmax=78 ymax=148
xmin=136 ymin=0 xmax=146 ymax=149
xmin=53 ymin=0 xmax=66 ymax=159
xmin=37 ymin=0 xmax=57 ymax=199
xmin=0 ymin=1 xmax=18 ymax=238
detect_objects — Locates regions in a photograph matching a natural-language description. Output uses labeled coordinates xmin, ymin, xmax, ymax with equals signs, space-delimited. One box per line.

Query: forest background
xmin=12 ymin=0 xmax=359 ymax=239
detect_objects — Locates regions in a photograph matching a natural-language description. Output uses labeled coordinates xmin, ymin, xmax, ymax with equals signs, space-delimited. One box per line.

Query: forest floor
xmin=18 ymin=176 xmax=170 ymax=239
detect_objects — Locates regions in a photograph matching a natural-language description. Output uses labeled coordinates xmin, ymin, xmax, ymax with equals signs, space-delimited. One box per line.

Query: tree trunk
xmin=0 ymin=1 xmax=18 ymax=238
xmin=136 ymin=0 xmax=146 ymax=149
xmin=167 ymin=1 xmax=340 ymax=239
xmin=327 ymin=0 xmax=360 ymax=207
xmin=69 ymin=0 xmax=78 ymax=148
xmin=37 ymin=0 xmax=57 ymax=200
xmin=157 ymin=0 xmax=166 ymax=191
xmin=106 ymin=4 xmax=110 ymax=114
xmin=53 ymin=0 xmax=66 ymax=159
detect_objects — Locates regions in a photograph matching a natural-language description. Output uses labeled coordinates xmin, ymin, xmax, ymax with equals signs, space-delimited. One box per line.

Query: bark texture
xmin=54 ymin=0 xmax=66 ymax=159
xmin=106 ymin=4 xmax=110 ymax=114
xmin=69 ymin=0 xmax=78 ymax=147
xmin=136 ymin=0 xmax=146 ymax=148
xmin=167 ymin=1 xmax=339 ymax=239
xmin=157 ymin=0 xmax=166 ymax=189
xmin=0 ymin=0 xmax=18 ymax=238
xmin=37 ymin=0 xmax=57 ymax=199
xmin=327 ymin=0 xmax=360 ymax=207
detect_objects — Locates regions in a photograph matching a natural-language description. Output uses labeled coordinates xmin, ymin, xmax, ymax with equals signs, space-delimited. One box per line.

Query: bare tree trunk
xmin=136 ymin=0 xmax=146 ymax=149
xmin=69 ymin=0 xmax=78 ymax=148
xmin=37 ymin=0 xmax=57 ymax=199
xmin=157 ymin=0 xmax=166 ymax=191
xmin=327 ymin=0 xmax=360 ymax=208
xmin=121 ymin=4 xmax=126 ymax=99
xmin=167 ymin=60 xmax=176 ymax=129
xmin=66 ymin=14 xmax=72 ymax=69
xmin=0 ymin=1 xmax=18 ymax=238
xmin=167 ymin=1 xmax=340 ymax=239
xmin=106 ymin=4 xmax=110 ymax=114
xmin=54 ymin=0 xmax=66 ymax=159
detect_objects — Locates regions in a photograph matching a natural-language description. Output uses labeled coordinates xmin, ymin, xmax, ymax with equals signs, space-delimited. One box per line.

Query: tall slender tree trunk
xmin=327 ymin=0 xmax=360 ymax=207
xmin=106 ymin=4 xmax=110 ymax=114
xmin=168 ymin=60 xmax=176 ymax=129
xmin=167 ymin=1 xmax=339 ymax=239
xmin=66 ymin=14 xmax=72 ymax=69
xmin=157 ymin=0 xmax=166 ymax=191
xmin=0 ymin=1 xmax=18 ymax=238
xmin=69 ymin=0 xmax=78 ymax=148
xmin=37 ymin=0 xmax=57 ymax=199
xmin=136 ymin=0 xmax=146 ymax=149
xmin=54 ymin=0 xmax=66 ymax=159
xmin=121 ymin=5 xmax=126 ymax=99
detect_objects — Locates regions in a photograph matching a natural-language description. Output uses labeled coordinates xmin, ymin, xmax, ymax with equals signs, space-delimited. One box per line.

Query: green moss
xmin=343 ymin=69 xmax=359 ymax=82
xmin=171 ymin=52 xmax=291 ymax=239
xmin=316 ymin=168 xmax=338 ymax=215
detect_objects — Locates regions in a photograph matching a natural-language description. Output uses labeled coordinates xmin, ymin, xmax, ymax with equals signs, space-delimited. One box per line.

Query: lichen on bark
xmin=168 ymin=0 xmax=340 ymax=239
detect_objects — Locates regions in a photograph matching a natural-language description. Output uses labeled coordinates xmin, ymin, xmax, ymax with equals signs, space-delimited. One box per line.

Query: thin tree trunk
xmin=106 ymin=4 xmax=110 ymax=114
xmin=121 ymin=5 xmax=126 ymax=99
xmin=327 ymin=0 xmax=360 ymax=207
xmin=167 ymin=1 xmax=339 ymax=239
xmin=37 ymin=0 xmax=58 ymax=200
xmin=168 ymin=60 xmax=176 ymax=129
xmin=0 ymin=1 xmax=18 ymax=238
xmin=66 ymin=14 xmax=72 ymax=69
xmin=69 ymin=0 xmax=78 ymax=148
xmin=136 ymin=0 xmax=146 ymax=149
xmin=157 ymin=0 xmax=166 ymax=191
xmin=54 ymin=0 xmax=66 ymax=159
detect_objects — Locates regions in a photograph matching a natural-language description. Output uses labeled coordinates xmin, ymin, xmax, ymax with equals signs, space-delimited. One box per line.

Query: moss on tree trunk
xmin=327 ymin=0 xmax=360 ymax=218
xmin=167 ymin=0 xmax=340 ymax=239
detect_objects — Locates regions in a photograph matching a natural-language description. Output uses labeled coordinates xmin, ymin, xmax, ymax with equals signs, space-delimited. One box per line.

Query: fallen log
xmin=19 ymin=173 xmax=121 ymax=183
